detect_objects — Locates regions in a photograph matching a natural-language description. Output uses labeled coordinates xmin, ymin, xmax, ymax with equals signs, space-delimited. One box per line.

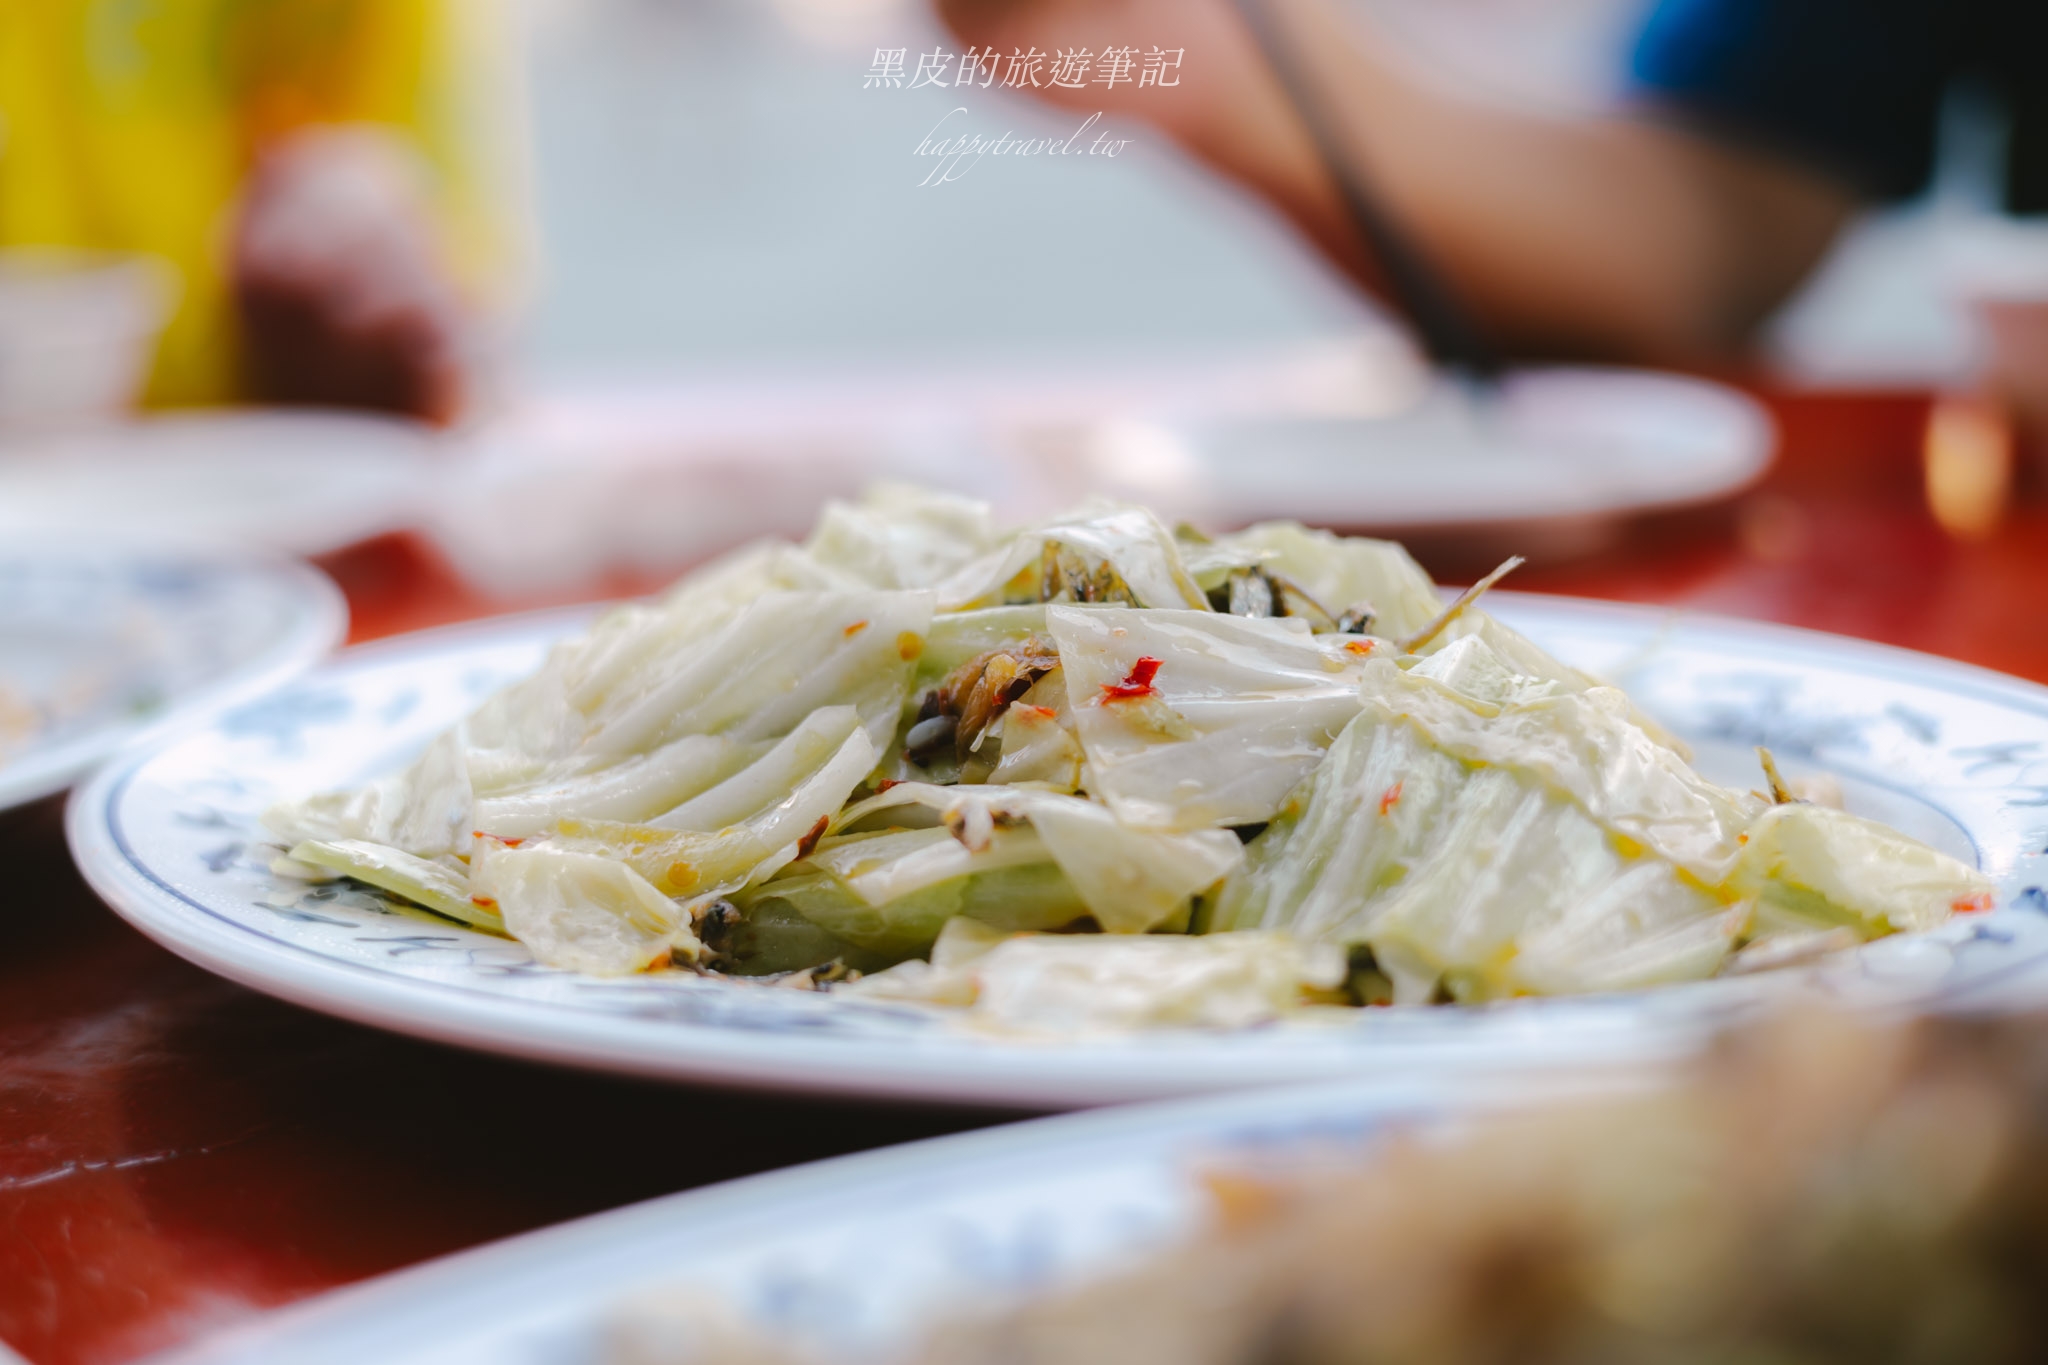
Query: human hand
xmin=232 ymin=128 xmax=472 ymax=424
xmin=934 ymin=0 xmax=1382 ymax=289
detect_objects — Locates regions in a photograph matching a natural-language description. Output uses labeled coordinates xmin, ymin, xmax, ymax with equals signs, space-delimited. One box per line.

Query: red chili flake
xmin=472 ymin=832 xmax=523 ymax=847
xmin=876 ymin=778 xmax=903 ymax=793
xmin=1101 ymin=656 xmax=1164 ymax=701
xmin=1343 ymin=639 xmax=1375 ymax=656
xmin=796 ymin=814 xmax=832 ymax=860
xmin=1378 ymin=781 xmax=1404 ymax=816
xmin=1952 ymin=892 xmax=1995 ymax=915
xmin=844 ymin=619 xmax=869 ymax=637
xmin=470 ymin=895 xmax=500 ymax=909
xmin=1028 ymin=704 xmax=1058 ymax=718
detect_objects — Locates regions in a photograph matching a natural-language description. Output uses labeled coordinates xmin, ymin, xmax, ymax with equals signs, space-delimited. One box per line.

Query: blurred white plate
xmin=67 ymin=595 xmax=2048 ymax=1108
xmin=1083 ymin=367 xmax=1775 ymax=536
xmin=0 ymin=410 xmax=441 ymax=557
xmin=149 ymin=1075 xmax=1477 ymax=1365
xmin=0 ymin=544 xmax=345 ymax=812
xmin=428 ymin=363 xmax=1761 ymax=598
xmin=430 ymin=339 xmax=1422 ymax=596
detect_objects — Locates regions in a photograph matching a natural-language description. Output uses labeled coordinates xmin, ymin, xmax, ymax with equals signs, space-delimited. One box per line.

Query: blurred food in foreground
xmin=620 ymin=1007 xmax=2048 ymax=1363
xmin=0 ymin=0 xmax=525 ymax=420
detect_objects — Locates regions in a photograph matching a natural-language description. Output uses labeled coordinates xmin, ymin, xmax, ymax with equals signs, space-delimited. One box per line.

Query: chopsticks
xmin=1229 ymin=0 xmax=1501 ymax=380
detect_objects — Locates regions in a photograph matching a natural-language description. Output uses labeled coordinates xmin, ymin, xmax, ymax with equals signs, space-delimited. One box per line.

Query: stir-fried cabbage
xmin=932 ymin=500 xmax=1209 ymax=612
xmin=267 ymin=486 xmax=1993 ymax=1026
xmin=1212 ymin=520 xmax=1444 ymax=641
xmin=1209 ymin=632 xmax=1985 ymax=1002
xmin=821 ymin=780 xmax=1243 ymax=933
xmin=1049 ymin=606 xmax=1376 ymax=831
xmin=1207 ymin=691 xmax=1745 ymax=1002
xmin=850 ymin=916 xmax=1346 ymax=1031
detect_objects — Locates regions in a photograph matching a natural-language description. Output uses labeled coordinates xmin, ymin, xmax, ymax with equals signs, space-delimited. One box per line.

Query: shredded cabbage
xmin=268 ymin=486 xmax=1991 ymax=1012
xmin=850 ymin=917 xmax=1347 ymax=1031
xmin=1049 ymin=606 xmax=1377 ymax=831
xmin=1211 ymin=633 xmax=1988 ymax=1001
xmin=1215 ymin=521 xmax=1444 ymax=640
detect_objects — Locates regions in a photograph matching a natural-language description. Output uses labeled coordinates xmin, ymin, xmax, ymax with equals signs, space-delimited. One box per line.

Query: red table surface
xmin=4 ymin=388 xmax=2046 ymax=1365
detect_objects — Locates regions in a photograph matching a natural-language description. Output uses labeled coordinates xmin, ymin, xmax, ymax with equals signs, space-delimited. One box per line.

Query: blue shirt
xmin=1632 ymin=0 xmax=2048 ymax=210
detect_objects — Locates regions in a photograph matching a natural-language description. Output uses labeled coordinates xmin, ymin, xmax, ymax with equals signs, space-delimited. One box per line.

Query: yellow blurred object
xmin=0 ymin=0 xmax=524 ymax=407
xmin=1923 ymin=393 xmax=2014 ymax=541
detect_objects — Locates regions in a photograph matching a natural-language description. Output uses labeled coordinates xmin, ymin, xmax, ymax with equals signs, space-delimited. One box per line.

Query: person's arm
xmin=941 ymin=0 xmax=1856 ymax=364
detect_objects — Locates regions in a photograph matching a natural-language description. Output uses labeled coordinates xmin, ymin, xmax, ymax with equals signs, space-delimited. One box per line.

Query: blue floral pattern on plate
xmin=67 ymin=595 xmax=2048 ymax=1109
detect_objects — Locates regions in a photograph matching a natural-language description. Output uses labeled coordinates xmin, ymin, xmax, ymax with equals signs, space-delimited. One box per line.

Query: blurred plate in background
xmin=0 ymin=543 xmax=345 ymax=812
xmin=430 ymin=357 xmax=1765 ymax=596
xmin=1066 ymin=366 xmax=1775 ymax=547
xmin=0 ymin=410 xmax=441 ymax=558
xmin=431 ymin=336 xmax=1424 ymax=595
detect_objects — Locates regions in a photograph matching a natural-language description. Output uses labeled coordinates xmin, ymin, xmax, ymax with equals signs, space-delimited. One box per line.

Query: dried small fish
xmin=904 ymin=714 xmax=958 ymax=764
xmin=809 ymin=958 xmax=859 ymax=987
xmin=1226 ymin=568 xmax=1276 ymax=619
xmin=958 ymin=653 xmax=1023 ymax=753
xmin=688 ymin=898 xmax=743 ymax=965
xmin=1333 ymin=603 xmax=1377 ymax=635
xmin=1033 ymin=539 xmax=1140 ymax=606
xmin=930 ymin=637 xmax=1062 ymax=758
xmin=768 ymin=959 xmax=856 ymax=991
xmin=1267 ymin=571 xmax=1339 ymax=633
xmin=1035 ymin=540 xmax=1073 ymax=603
xmin=1209 ymin=565 xmax=1345 ymax=633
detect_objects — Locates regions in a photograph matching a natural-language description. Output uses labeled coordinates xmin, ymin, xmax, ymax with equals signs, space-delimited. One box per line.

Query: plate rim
xmin=1 ymin=546 xmax=347 ymax=812
xmin=66 ymin=592 xmax=2048 ymax=1108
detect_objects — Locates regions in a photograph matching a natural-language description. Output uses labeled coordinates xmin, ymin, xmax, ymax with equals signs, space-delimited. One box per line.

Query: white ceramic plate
xmin=68 ymin=595 xmax=2048 ymax=1108
xmin=149 ymin=1074 xmax=1481 ymax=1365
xmin=0 ymin=544 xmax=346 ymax=812
xmin=0 ymin=410 xmax=441 ymax=557
xmin=1096 ymin=368 xmax=1775 ymax=538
